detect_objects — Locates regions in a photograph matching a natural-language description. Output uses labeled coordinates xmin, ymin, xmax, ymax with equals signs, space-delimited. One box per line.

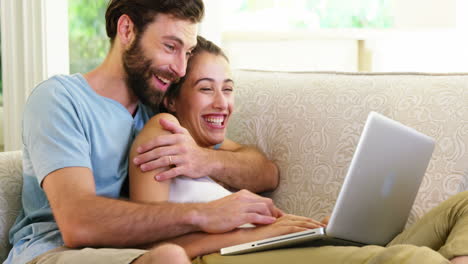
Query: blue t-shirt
xmin=4 ymin=74 xmax=154 ymax=264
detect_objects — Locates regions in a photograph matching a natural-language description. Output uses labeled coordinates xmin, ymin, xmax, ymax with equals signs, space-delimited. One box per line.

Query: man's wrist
xmin=204 ymin=148 xmax=224 ymax=178
xmin=184 ymin=203 xmax=206 ymax=232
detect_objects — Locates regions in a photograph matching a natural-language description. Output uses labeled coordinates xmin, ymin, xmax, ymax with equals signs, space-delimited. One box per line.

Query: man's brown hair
xmin=105 ymin=0 xmax=204 ymax=43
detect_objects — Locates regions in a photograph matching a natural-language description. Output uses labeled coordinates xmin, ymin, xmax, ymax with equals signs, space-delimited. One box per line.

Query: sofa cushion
xmin=228 ymin=70 xmax=468 ymax=226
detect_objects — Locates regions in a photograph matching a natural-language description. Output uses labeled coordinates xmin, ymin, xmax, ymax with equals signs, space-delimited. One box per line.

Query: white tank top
xmin=169 ymin=176 xmax=232 ymax=203
xmin=169 ymin=175 xmax=256 ymax=228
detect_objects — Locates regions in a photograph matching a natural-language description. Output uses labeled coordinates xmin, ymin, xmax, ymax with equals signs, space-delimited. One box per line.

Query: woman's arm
xmin=129 ymin=113 xmax=179 ymax=202
xmin=148 ymin=214 xmax=325 ymax=259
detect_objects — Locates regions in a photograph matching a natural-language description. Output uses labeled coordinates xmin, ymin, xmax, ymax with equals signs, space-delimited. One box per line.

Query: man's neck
xmin=83 ymin=49 xmax=139 ymax=115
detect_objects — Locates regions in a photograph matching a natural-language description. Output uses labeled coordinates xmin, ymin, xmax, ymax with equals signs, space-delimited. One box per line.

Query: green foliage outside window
xmin=237 ymin=0 xmax=393 ymax=29
xmin=69 ymin=0 xmax=109 ymax=74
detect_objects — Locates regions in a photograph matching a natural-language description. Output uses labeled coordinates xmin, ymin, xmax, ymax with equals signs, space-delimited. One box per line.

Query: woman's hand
xmin=321 ymin=215 xmax=331 ymax=225
xmin=155 ymin=214 xmax=325 ymax=259
xmin=240 ymin=214 xmax=326 ymax=243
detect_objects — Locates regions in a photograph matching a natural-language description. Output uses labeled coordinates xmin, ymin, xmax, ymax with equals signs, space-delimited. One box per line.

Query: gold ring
xmin=168 ymin=155 xmax=173 ymax=165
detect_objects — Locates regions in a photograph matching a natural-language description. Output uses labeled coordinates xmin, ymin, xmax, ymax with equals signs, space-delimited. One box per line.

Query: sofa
xmin=1 ymin=70 xmax=468 ymax=261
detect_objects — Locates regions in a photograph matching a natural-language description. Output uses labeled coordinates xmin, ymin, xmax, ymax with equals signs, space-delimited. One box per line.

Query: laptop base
xmin=221 ymin=229 xmax=365 ymax=256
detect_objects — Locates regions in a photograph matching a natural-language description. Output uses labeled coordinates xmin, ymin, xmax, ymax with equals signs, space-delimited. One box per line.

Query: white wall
xmin=391 ymin=0 xmax=456 ymax=29
xmin=366 ymin=31 xmax=468 ymax=72
xmin=199 ymin=0 xmax=225 ymax=45
xmin=457 ymin=0 xmax=468 ymax=29
xmin=369 ymin=0 xmax=468 ymax=72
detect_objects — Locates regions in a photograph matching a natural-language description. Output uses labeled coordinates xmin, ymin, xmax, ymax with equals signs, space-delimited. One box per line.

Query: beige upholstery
xmin=1 ymin=70 xmax=467 ymax=261
xmin=227 ymin=71 xmax=468 ymax=225
xmin=0 ymin=151 xmax=23 ymax=261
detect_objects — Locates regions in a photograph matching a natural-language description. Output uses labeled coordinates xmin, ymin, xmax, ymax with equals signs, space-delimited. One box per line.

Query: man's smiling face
xmin=123 ymin=14 xmax=198 ymax=109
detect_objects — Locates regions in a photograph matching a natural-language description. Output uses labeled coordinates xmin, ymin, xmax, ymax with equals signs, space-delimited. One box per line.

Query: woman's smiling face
xmin=167 ymin=51 xmax=234 ymax=147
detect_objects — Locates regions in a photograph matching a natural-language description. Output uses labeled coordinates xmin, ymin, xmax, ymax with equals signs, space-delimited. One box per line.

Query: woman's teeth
xmin=205 ymin=116 xmax=224 ymax=126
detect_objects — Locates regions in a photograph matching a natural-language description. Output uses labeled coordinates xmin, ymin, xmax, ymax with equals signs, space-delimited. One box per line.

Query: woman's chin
xmin=196 ymin=130 xmax=226 ymax=148
xmin=206 ymin=137 xmax=225 ymax=148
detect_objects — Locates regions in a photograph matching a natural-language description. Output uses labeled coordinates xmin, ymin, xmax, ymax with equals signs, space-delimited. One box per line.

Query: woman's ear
xmin=164 ymin=97 xmax=177 ymax=113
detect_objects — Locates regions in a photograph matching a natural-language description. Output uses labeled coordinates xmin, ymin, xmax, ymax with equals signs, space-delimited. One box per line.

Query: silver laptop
xmin=221 ymin=112 xmax=435 ymax=255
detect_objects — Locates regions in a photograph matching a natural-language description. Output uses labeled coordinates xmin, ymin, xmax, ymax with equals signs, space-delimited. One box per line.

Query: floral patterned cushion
xmin=228 ymin=70 xmax=468 ymax=225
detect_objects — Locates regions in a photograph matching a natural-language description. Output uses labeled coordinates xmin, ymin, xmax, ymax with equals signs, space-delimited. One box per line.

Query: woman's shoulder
xmin=147 ymin=112 xmax=180 ymax=126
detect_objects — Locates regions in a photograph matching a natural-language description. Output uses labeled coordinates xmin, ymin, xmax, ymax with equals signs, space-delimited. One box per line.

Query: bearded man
xmin=5 ymin=1 xmax=279 ymax=263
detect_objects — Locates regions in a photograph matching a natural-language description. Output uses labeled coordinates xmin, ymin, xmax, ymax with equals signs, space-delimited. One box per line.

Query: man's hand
xmin=133 ymin=118 xmax=213 ymax=181
xmin=193 ymin=189 xmax=284 ymax=234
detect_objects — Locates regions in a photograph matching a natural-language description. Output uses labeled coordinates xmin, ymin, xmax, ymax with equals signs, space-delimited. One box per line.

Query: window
xmin=223 ymin=0 xmax=393 ymax=31
xmin=68 ymin=0 xmax=109 ymax=74
xmin=210 ymin=0 xmax=392 ymax=72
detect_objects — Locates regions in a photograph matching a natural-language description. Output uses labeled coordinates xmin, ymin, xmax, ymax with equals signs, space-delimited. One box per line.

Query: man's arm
xmin=203 ymin=138 xmax=279 ymax=193
xmin=43 ymin=167 xmax=194 ymax=248
xmin=43 ymin=167 xmax=279 ymax=248
xmin=133 ymin=118 xmax=279 ymax=193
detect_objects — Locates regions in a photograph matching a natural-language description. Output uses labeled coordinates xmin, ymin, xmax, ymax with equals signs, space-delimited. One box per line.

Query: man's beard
xmin=122 ymin=37 xmax=179 ymax=110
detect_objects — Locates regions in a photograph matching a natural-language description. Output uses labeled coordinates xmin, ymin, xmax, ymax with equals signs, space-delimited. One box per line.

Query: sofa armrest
xmin=0 ymin=151 xmax=23 ymax=261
